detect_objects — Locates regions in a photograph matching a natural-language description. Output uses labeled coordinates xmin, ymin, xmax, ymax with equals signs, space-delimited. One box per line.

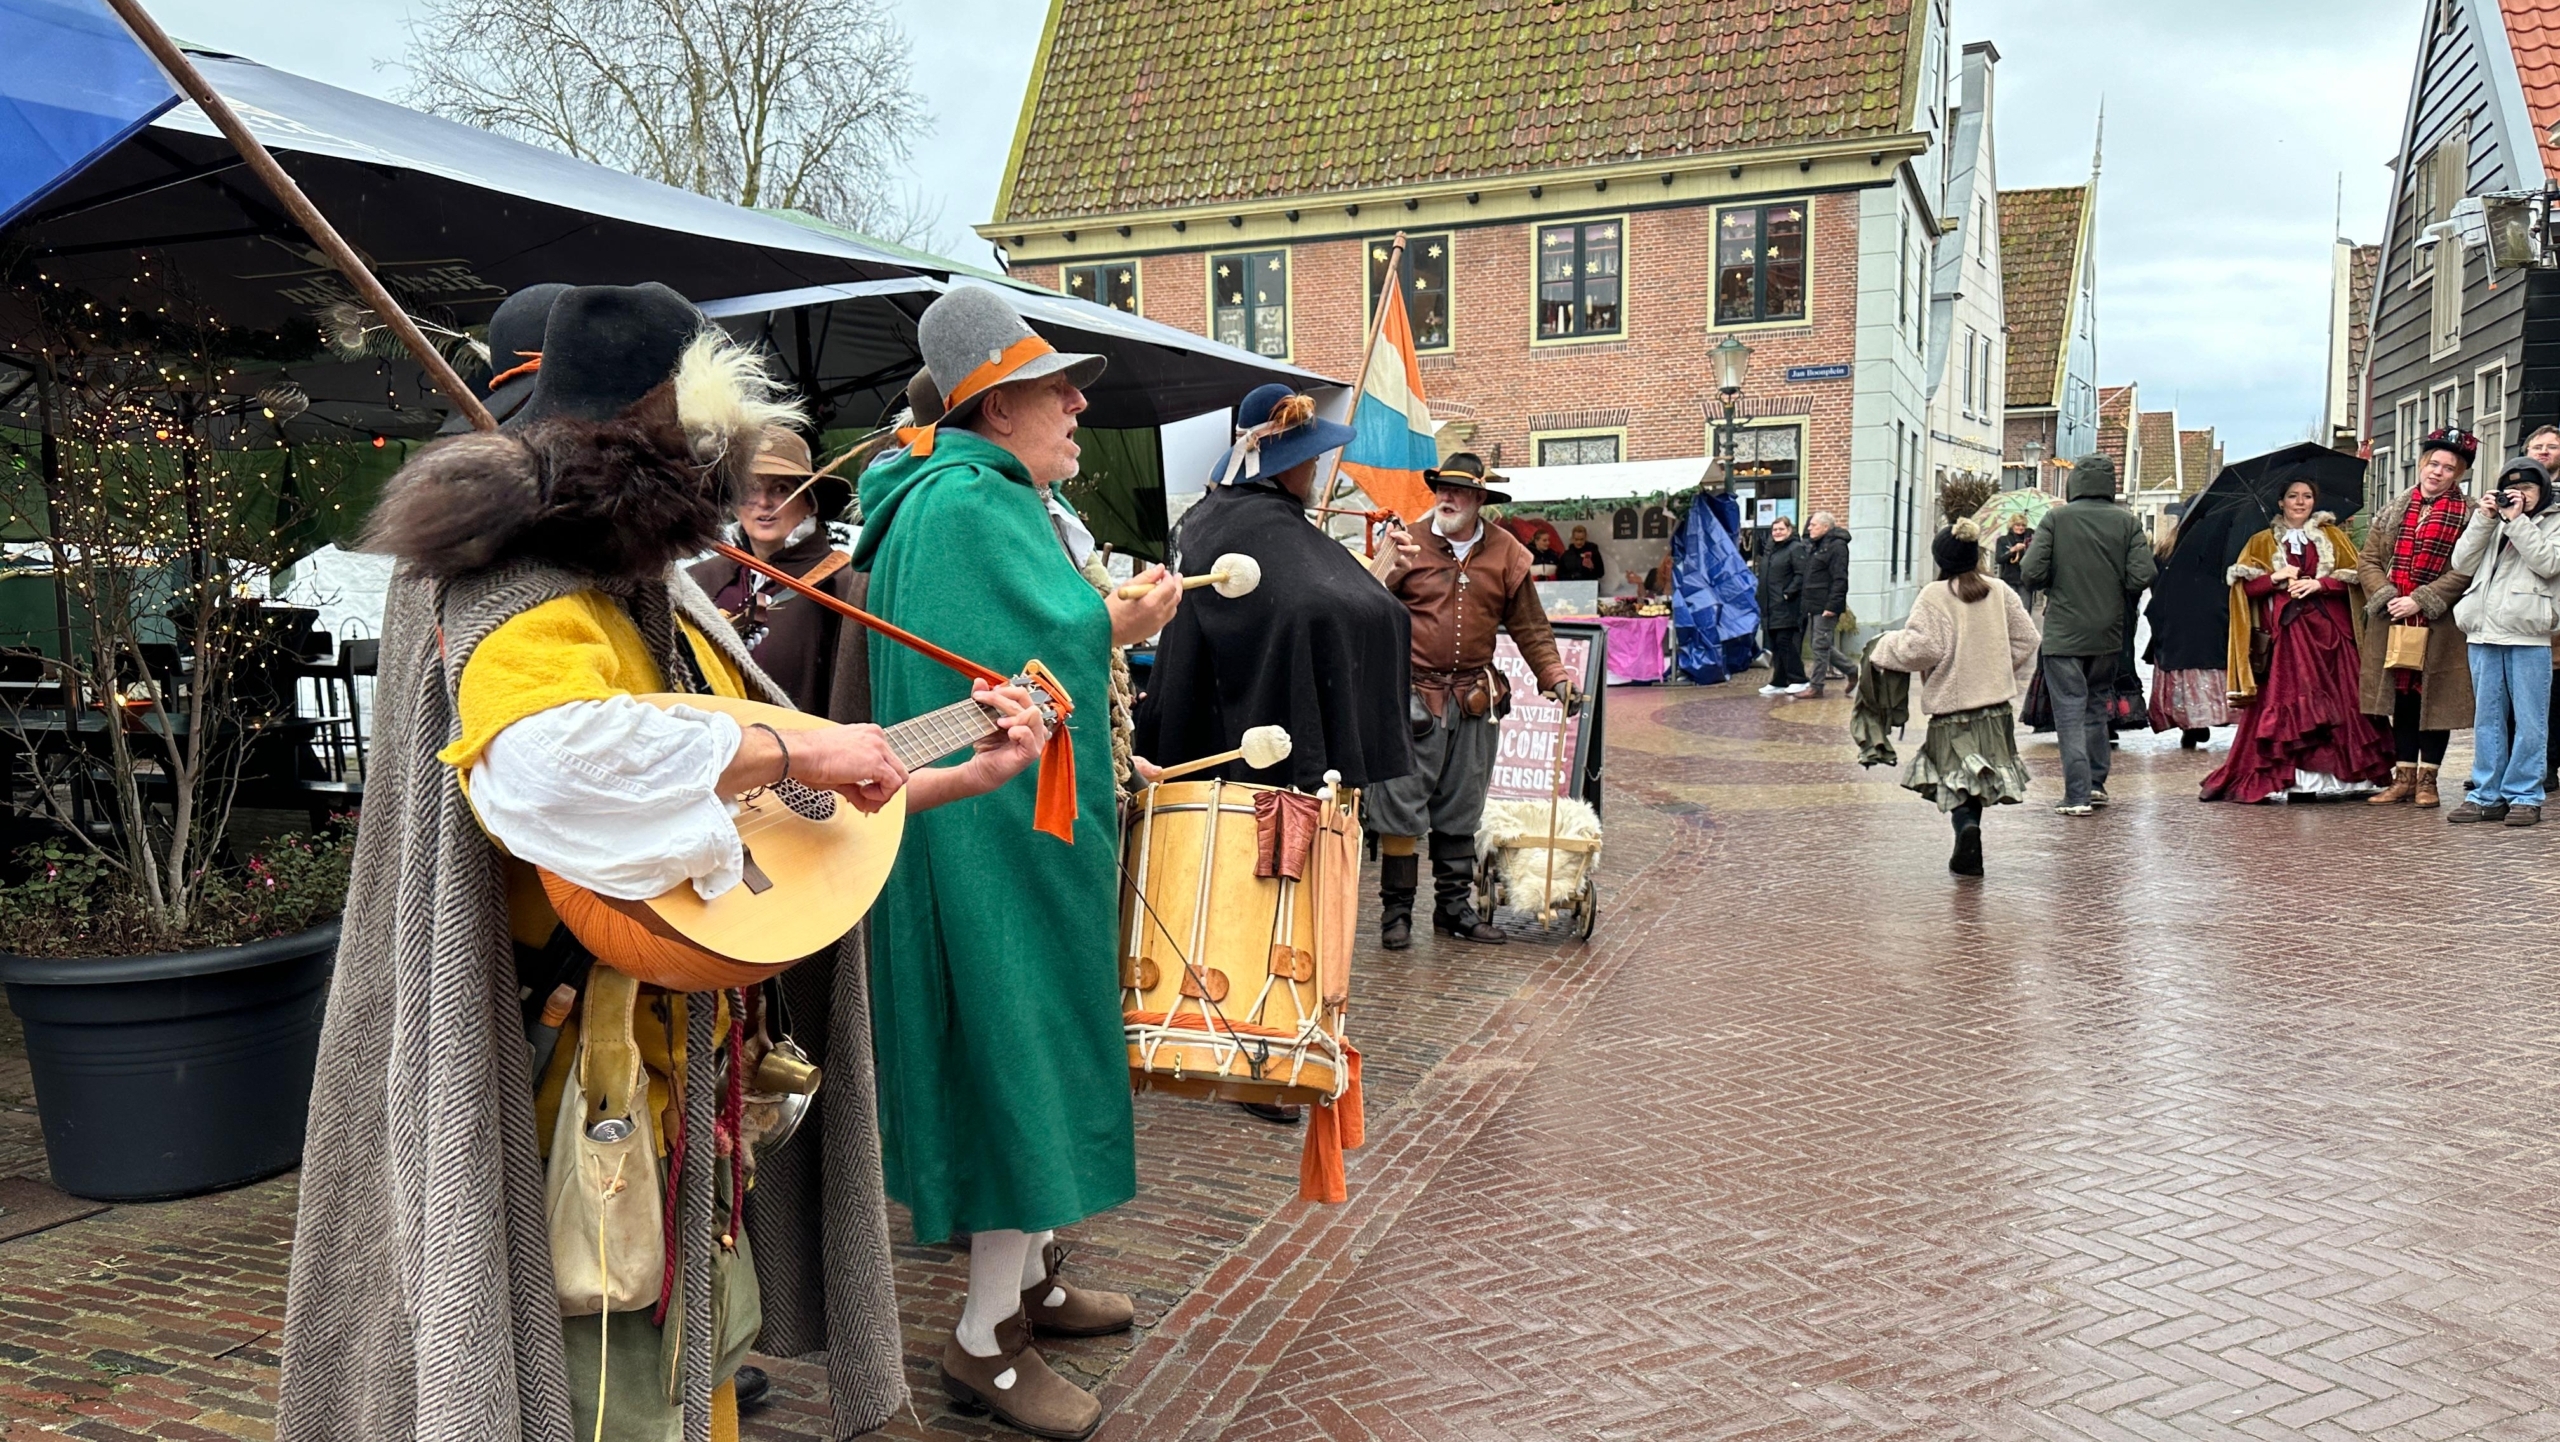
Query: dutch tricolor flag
xmin=1334 ymin=256 xmax=1440 ymax=523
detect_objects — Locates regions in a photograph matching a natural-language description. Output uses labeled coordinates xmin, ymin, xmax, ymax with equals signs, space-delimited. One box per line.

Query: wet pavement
xmin=9 ymin=678 xmax=2560 ymax=1441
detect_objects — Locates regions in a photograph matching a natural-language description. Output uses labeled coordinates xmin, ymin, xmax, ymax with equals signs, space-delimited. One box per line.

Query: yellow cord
xmin=594 ymin=1153 xmax=627 ymax=1442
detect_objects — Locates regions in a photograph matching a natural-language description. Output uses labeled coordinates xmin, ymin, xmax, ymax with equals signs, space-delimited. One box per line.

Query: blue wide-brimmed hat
xmin=1209 ymin=383 xmax=1357 ymax=486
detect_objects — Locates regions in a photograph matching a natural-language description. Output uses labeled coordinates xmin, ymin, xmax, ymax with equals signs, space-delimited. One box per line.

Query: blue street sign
xmin=1783 ymin=364 xmax=1852 ymax=382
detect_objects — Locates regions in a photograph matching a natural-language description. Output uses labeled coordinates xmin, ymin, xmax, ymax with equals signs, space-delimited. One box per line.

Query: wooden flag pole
xmin=102 ymin=0 xmax=499 ymax=434
xmin=1323 ymin=231 xmax=1409 ymax=510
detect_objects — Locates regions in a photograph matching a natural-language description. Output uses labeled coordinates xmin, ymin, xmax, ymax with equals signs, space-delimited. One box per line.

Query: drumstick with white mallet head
xmin=1115 ymin=553 xmax=1262 ymax=600
xmin=1149 ymin=725 xmax=1292 ymax=782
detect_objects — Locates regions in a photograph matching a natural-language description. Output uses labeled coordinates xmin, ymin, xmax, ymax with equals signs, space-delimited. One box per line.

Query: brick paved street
xmin=9 ymin=679 xmax=2560 ymax=1440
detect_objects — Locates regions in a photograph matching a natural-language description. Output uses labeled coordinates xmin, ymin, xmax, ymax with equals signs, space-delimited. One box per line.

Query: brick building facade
xmin=983 ymin=0 xmax=1956 ymax=630
xmin=1010 ymin=192 xmax=1874 ymax=517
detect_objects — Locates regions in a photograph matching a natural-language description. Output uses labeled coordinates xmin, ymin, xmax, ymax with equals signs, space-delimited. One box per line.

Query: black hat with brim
xmin=438 ymin=282 xmax=572 ymax=435
xmin=1422 ymin=452 xmax=1512 ymax=505
xmin=506 ymin=282 xmax=705 ymax=429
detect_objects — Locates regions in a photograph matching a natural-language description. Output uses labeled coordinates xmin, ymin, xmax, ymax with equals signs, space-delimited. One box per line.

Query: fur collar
xmin=359 ymin=333 xmax=801 ymax=581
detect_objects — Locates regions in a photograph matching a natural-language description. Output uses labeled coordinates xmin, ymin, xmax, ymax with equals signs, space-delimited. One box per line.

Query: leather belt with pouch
xmin=1413 ymin=666 xmax=1507 ymax=727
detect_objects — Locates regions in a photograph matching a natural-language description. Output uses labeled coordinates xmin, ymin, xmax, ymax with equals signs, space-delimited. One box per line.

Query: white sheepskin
xmin=1474 ymin=796 xmax=1602 ymax=914
xmin=672 ymin=329 xmax=804 ymax=468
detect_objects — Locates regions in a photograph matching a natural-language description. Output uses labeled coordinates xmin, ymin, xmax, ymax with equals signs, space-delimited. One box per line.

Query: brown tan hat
xmin=745 ymin=426 xmax=851 ymax=521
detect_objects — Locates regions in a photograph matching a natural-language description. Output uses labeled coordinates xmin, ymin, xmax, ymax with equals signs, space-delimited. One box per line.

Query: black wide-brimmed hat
xmin=506 ymin=282 xmax=706 ymax=429
xmin=437 ymin=281 xmax=570 ymax=434
xmin=1423 ymin=451 xmax=1511 ymax=505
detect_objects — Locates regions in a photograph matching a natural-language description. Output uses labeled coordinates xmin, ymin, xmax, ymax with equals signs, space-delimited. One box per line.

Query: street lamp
xmin=2020 ymin=437 xmax=2046 ymax=492
xmin=1710 ymin=334 xmax=1752 ymax=497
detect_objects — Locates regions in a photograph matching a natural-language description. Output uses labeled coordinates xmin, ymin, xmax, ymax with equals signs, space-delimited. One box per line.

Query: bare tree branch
xmin=403 ymin=0 xmax=936 ymax=243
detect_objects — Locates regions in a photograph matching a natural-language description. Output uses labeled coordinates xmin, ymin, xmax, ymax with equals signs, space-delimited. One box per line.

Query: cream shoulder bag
xmin=545 ymin=964 xmax=666 ymax=1316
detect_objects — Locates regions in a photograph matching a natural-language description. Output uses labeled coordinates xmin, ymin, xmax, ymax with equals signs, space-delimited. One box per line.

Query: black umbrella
xmin=2146 ymin=442 xmax=2369 ymax=672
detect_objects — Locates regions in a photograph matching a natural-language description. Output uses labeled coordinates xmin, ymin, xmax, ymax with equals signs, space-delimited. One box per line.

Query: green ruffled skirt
xmin=1902 ymin=703 xmax=2031 ymax=812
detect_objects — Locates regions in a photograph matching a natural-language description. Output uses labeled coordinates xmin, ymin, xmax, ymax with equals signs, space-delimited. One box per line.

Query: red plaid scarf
xmin=2390 ymin=486 xmax=2467 ymax=598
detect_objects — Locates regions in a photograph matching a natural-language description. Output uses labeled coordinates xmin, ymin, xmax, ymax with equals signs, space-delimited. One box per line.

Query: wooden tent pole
xmin=102 ymin=0 xmax=499 ymax=433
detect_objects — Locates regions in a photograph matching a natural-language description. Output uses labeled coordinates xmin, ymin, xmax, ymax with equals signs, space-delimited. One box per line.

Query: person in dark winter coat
xmin=1799 ymin=512 xmax=1855 ymax=696
xmin=1756 ymin=515 xmax=1810 ymax=694
xmin=2022 ymin=454 xmax=2158 ymax=814
xmin=1995 ymin=514 xmax=2034 ymax=595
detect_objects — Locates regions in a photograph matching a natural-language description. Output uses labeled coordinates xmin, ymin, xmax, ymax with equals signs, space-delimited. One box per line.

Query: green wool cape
xmin=852 ymin=430 xmax=1135 ymax=1243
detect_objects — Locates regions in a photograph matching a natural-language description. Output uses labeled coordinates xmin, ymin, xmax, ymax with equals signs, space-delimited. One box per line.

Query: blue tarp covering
xmin=0 ymin=0 xmax=178 ymax=230
xmin=1669 ymin=491 xmax=1761 ymax=684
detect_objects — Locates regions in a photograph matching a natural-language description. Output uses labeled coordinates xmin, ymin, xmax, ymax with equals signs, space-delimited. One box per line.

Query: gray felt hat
xmin=918 ymin=284 xmax=1106 ymax=428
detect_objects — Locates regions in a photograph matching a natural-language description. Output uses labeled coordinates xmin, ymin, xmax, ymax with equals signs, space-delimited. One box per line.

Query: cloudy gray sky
xmin=147 ymin=0 xmax=2420 ymax=457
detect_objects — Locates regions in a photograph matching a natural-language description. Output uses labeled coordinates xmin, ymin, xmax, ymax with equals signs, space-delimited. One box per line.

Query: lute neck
xmin=883 ymin=695 xmax=999 ymax=769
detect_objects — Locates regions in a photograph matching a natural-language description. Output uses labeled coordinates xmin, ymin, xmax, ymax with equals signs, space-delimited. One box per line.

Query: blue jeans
xmin=2467 ymin=643 xmax=2553 ymax=806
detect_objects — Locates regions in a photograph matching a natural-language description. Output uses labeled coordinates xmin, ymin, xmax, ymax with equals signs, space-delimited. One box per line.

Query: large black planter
xmin=0 ymin=921 xmax=338 ymax=1201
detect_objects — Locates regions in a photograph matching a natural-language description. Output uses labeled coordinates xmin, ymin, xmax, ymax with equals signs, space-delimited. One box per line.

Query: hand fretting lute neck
xmin=883 ymin=695 xmax=1000 ymax=769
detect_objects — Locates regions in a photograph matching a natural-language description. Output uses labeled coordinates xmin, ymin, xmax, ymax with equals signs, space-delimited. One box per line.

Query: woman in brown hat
xmin=689 ymin=426 xmax=867 ymax=719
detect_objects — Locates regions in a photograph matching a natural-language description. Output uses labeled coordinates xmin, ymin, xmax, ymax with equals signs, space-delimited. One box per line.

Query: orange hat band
xmin=896 ymin=335 xmax=1060 ymax=458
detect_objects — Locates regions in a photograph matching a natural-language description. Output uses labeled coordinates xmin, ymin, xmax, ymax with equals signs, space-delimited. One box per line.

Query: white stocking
xmin=1020 ymin=1229 xmax=1062 ymax=1306
xmin=957 ymin=1229 xmax=1030 ymax=1358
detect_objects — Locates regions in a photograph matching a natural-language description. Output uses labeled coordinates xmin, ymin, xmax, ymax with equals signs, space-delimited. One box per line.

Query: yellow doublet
xmin=441 ymin=591 xmax=748 ymax=948
xmin=437 ymin=589 xmax=749 ymax=1154
xmin=441 ymin=589 xmax=748 ymax=772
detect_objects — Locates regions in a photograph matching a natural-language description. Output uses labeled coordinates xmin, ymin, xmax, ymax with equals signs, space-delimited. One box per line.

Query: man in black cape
xmin=1136 ymin=384 xmax=1414 ymax=795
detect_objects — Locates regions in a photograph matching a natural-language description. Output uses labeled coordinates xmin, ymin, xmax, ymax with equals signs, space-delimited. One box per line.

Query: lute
xmin=540 ymin=665 xmax=1067 ymax=992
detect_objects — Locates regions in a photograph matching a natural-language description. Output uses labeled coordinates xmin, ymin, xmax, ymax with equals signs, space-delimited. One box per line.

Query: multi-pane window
xmin=1536 ymin=220 xmax=1623 ymax=339
xmin=1963 ymin=327 xmax=1979 ymax=416
xmin=1729 ymin=424 xmax=1801 ymax=523
xmin=1715 ymin=201 xmax=1807 ymax=326
xmin=2397 ymin=396 xmax=2422 ymax=486
xmin=2477 ymin=362 xmax=2509 ymax=456
xmin=1536 ymin=433 xmax=1620 ymax=466
xmin=1367 ymin=234 xmax=1451 ymax=350
xmin=1211 ymin=250 xmax=1289 ymax=358
xmin=1063 ymin=261 xmax=1138 ymax=314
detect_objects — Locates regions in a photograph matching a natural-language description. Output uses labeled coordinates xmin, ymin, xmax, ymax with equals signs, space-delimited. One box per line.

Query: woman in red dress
xmin=2202 ymin=479 xmax=2396 ymax=802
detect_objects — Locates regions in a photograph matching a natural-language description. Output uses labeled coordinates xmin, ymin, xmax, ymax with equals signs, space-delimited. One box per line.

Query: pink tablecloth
xmin=1596 ymin=615 xmax=1671 ymax=684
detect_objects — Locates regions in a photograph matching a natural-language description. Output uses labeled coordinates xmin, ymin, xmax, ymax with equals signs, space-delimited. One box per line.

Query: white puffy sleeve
xmin=467 ymin=696 xmax=747 ymax=901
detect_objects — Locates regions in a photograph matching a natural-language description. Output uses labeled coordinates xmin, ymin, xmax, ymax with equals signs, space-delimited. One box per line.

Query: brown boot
xmin=942 ymin=1329 xmax=1102 ymax=1440
xmin=1021 ymin=1270 xmax=1134 ymax=1338
xmin=2415 ymin=763 xmax=2442 ymax=809
xmin=2368 ymin=764 xmax=2417 ymax=805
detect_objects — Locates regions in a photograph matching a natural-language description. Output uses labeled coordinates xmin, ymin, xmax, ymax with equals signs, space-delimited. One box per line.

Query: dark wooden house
xmin=2364 ymin=0 xmax=2560 ymax=503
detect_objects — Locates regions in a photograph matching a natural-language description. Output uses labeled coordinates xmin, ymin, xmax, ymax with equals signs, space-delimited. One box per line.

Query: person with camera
xmin=2445 ymin=455 xmax=2560 ymax=825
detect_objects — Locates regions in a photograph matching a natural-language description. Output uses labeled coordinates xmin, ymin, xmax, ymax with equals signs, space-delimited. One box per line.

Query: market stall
xmin=1492 ymin=457 xmax=1713 ymax=683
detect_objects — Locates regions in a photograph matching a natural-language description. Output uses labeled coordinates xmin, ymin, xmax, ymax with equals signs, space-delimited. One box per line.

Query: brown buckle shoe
xmin=2505 ymin=804 xmax=2542 ymax=828
xmin=942 ymin=1329 xmax=1102 ymax=1440
xmin=2368 ymin=764 xmax=2417 ymax=804
xmin=2414 ymin=764 xmax=2441 ymax=808
xmin=1021 ymin=1272 xmax=1135 ymax=1338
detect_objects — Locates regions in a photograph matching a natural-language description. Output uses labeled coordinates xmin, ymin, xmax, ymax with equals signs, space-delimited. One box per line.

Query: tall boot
xmin=1377 ymin=852 xmax=1419 ymax=951
xmin=2368 ymin=763 xmax=2417 ymax=805
xmin=2414 ymin=763 xmax=2442 ymax=809
xmin=1428 ymin=832 xmax=1504 ymax=944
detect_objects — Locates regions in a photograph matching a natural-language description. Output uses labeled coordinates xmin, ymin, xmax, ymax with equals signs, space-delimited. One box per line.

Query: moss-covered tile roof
xmin=997 ymin=0 xmax=1923 ymax=224
xmin=2097 ymin=384 xmax=2136 ymax=476
xmin=2137 ymin=411 xmax=2180 ymax=490
xmin=2179 ymin=427 xmax=2217 ymax=498
xmin=1998 ymin=185 xmax=2088 ymax=409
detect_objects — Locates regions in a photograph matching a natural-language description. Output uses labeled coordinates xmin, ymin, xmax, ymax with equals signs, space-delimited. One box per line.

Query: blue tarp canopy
xmin=0 ymin=0 xmax=178 ymax=230
xmin=0 ymin=40 xmax=1326 ymax=441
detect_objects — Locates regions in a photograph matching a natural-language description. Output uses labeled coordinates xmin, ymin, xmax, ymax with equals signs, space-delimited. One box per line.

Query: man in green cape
xmin=853 ymin=285 xmax=1182 ymax=1440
